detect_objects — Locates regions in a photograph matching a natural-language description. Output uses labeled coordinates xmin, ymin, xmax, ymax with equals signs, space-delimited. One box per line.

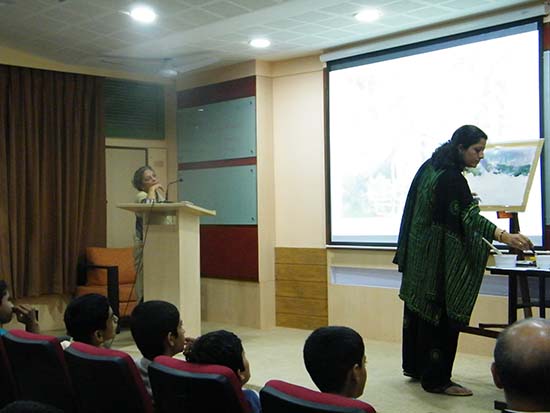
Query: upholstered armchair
xmin=76 ymin=247 xmax=138 ymax=319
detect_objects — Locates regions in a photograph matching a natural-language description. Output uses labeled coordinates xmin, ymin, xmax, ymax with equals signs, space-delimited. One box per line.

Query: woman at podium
xmin=131 ymin=165 xmax=165 ymax=301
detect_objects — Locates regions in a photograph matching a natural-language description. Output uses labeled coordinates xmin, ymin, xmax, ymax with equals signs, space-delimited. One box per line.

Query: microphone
xmin=163 ymin=178 xmax=183 ymax=203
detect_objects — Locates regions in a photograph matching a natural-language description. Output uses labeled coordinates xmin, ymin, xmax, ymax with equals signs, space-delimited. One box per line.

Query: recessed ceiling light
xmin=129 ymin=5 xmax=157 ymax=23
xmin=249 ymin=38 xmax=271 ymax=48
xmin=354 ymin=9 xmax=382 ymax=23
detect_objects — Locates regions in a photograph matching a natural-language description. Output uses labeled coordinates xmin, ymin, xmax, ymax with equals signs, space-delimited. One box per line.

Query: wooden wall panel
xmin=275 ymin=247 xmax=327 ymax=330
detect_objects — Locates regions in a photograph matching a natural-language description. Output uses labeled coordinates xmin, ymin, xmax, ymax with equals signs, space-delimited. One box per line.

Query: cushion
xmin=263 ymin=380 xmax=376 ymax=413
xmin=76 ymin=284 xmax=137 ymax=302
xmin=86 ymin=247 xmax=136 ymax=285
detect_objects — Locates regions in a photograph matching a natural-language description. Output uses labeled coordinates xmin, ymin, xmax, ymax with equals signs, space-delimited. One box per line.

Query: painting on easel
xmin=464 ymin=139 xmax=544 ymax=212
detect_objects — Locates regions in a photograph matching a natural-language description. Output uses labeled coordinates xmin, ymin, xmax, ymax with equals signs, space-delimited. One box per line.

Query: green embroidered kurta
xmin=393 ymin=160 xmax=496 ymax=325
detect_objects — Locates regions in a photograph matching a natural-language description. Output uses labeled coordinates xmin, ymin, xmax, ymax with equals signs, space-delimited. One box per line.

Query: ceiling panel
xmin=0 ymin=0 xmax=542 ymax=78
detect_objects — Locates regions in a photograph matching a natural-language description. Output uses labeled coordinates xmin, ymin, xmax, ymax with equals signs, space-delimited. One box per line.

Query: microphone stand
xmin=163 ymin=178 xmax=183 ymax=203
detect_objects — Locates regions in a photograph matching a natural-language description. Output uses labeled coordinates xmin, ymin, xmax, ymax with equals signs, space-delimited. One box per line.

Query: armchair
xmin=76 ymin=247 xmax=138 ymax=319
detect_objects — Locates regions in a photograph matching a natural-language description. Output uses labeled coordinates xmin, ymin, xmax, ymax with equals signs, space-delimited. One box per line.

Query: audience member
xmin=303 ymin=326 xmax=367 ymax=399
xmin=130 ymin=300 xmax=192 ymax=396
xmin=63 ymin=293 xmax=118 ymax=347
xmin=186 ymin=329 xmax=261 ymax=413
xmin=0 ymin=280 xmax=39 ymax=334
xmin=492 ymin=318 xmax=550 ymax=413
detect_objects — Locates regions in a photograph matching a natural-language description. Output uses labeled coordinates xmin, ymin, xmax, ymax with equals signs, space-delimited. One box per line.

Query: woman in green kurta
xmin=393 ymin=125 xmax=533 ymax=396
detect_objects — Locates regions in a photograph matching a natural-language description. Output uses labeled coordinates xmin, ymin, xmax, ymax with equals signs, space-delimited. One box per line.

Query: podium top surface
xmin=117 ymin=201 xmax=216 ymax=217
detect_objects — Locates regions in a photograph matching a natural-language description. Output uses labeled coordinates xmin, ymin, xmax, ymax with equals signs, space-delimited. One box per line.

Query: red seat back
xmin=2 ymin=330 xmax=76 ymax=412
xmin=64 ymin=341 xmax=153 ymax=413
xmin=0 ymin=335 xmax=16 ymax=408
xmin=149 ymin=356 xmax=250 ymax=413
xmin=260 ymin=379 xmax=376 ymax=413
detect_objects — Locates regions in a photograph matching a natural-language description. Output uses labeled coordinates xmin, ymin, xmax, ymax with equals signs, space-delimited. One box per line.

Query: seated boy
xmin=0 ymin=280 xmax=40 ymax=334
xmin=63 ymin=293 xmax=118 ymax=347
xmin=130 ymin=300 xmax=192 ymax=396
xmin=303 ymin=326 xmax=368 ymax=399
xmin=186 ymin=329 xmax=261 ymax=413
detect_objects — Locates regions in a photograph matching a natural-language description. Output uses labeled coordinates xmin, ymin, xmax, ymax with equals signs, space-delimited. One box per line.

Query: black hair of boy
xmin=186 ymin=329 xmax=245 ymax=375
xmin=130 ymin=300 xmax=180 ymax=360
xmin=303 ymin=326 xmax=364 ymax=394
xmin=64 ymin=294 xmax=110 ymax=344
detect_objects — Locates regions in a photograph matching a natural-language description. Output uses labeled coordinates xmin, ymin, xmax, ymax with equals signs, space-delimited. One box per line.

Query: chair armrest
xmin=82 ymin=264 xmax=120 ymax=319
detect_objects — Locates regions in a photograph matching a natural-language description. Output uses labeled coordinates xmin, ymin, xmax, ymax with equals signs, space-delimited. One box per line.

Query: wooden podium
xmin=117 ymin=202 xmax=215 ymax=337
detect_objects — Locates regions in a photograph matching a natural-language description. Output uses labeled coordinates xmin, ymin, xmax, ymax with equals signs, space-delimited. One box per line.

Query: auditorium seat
xmin=149 ymin=355 xmax=251 ymax=413
xmin=0 ymin=336 xmax=16 ymax=408
xmin=260 ymin=379 xmax=376 ymax=413
xmin=2 ymin=330 xmax=76 ymax=412
xmin=64 ymin=341 xmax=153 ymax=413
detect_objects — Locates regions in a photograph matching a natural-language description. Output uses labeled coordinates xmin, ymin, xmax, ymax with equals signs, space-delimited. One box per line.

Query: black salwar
xmin=402 ymin=304 xmax=461 ymax=391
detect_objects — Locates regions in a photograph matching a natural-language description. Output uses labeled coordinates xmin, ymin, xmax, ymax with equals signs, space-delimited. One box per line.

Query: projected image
xmin=465 ymin=140 xmax=544 ymax=211
xmin=328 ymin=22 xmax=541 ymax=244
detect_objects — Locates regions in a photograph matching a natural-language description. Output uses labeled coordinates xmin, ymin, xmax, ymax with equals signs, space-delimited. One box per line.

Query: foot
xmin=426 ymin=381 xmax=473 ymax=396
xmin=403 ymin=370 xmax=420 ymax=380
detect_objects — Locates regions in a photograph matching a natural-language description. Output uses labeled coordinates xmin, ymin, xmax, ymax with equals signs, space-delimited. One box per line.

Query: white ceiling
xmin=0 ymin=0 xmax=543 ymax=76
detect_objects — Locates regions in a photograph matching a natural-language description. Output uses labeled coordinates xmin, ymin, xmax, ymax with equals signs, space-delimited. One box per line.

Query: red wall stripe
xmin=178 ymin=76 xmax=256 ymax=109
xmin=544 ymin=23 xmax=550 ymax=52
xmin=179 ymin=157 xmax=256 ymax=171
xmin=200 ymin=225 xmax=258 ymax=282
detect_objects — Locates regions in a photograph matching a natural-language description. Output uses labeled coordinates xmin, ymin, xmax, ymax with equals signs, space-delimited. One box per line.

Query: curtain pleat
xmin=0 ymin=65 xmax=106 ymax=297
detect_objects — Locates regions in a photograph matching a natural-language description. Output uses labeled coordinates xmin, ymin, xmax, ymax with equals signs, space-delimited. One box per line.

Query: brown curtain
xmin=0 ymin=65 xmax=106 ymax=297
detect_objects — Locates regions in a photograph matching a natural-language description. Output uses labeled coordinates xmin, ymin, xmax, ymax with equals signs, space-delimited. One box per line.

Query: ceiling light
xmin=354 ymin=9 xmax=382 ymax=23
xmin=249 ymin=38 xmax=271 ymax=48
xmin=129 ymin=5 xmax=157 ymax=23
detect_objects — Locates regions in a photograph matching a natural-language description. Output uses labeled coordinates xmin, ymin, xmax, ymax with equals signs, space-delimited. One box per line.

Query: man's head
xmin=186 ymin=329 xmax=251 ymax=385
xmin=130 ymin=300 xmax=185 ymax=360
xmin=64 ymin=294 xmax=117 ymax=347
xmin=0 ymin=280 xmax=14 ymax=324
xmin=492 ymin=318 xmax=550 ymax=411
xmin=303 ymin=326 xmax=367 ymax=398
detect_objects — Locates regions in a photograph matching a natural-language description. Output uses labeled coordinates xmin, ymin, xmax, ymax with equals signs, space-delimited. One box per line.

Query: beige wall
xmin=272 ymin=56 xmax=326 ymax=248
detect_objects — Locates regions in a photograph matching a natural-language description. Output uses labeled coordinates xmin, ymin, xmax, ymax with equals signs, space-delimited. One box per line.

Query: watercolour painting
xmin=464 ymin=139 xmax=544 ymax=212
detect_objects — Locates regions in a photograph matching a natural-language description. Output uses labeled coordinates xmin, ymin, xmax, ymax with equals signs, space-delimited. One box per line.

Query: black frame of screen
xmin=325 ymin=17 xmax=544 ymax=247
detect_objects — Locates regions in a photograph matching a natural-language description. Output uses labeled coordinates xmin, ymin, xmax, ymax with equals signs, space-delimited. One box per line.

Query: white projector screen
xmin=328 ymin=20 xmax=542 ymax=246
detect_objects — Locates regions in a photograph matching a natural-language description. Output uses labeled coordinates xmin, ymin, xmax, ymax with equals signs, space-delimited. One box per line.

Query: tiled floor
xmin=110 ymin=321 xmax=503 ymax=413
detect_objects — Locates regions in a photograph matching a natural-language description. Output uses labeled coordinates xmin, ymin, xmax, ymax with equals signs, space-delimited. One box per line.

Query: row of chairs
xmin=0 ymin=329 xmax=375 ymax=413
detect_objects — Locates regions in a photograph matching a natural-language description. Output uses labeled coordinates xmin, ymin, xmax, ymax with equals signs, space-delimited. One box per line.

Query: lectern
xmin=117 ymin=202 xmax=215 ymax=337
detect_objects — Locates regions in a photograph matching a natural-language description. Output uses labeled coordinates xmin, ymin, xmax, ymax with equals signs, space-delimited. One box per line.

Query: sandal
xmin=426 ymin=381 xmax=473 ymax=396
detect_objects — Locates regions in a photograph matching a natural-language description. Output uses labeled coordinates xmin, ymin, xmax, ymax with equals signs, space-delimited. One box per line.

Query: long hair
xmin=431 ymin=125 xmax=487 ymax=170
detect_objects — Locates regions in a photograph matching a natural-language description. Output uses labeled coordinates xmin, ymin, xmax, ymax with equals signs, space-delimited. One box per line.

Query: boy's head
xmin=186 ymin=329 xmax=250 ymax=385
xmin=64 ymin=294 xmax=117 ymax=347
xmin=303 ymin=326 xmax=367 ymax=398
xmin=130 ymin=300 xmax=185 ymax=360
xmin=0 ymin=280 xmax=13 ymax=324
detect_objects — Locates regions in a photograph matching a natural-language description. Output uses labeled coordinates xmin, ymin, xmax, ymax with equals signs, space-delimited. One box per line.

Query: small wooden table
xmin=462 ymin=265 xmax=550 ymax=339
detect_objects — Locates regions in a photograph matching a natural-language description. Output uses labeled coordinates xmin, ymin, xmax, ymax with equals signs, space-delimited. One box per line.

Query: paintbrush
xmin=482 ymin=237 xmax=503 ymax=255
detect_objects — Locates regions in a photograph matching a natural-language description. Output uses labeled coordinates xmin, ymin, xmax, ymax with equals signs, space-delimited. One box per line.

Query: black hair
xmin=431 ymin=125 xmax=487 ymax=171
xmin=132 ymin=165 xmax=154 ymax=191
xmin=303 ymin=326 xmax=364 ymax=394
xmin=64 ymin=294 xmax=110 ymax=344
xmin=0 ymin=280 xmax=7 ymax=300
xmin=494 ymin=318 xmax=550 ymax=407
xmin=130 ymin=300 xmax=180 ymax=360
xmin=186 ymin=330 xmax=245 ymax=376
